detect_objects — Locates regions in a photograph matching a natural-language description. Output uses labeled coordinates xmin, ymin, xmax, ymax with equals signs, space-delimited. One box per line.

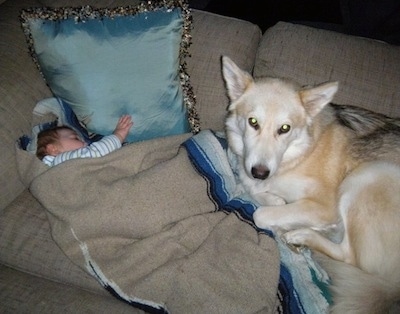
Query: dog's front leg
xmin=282 ymin=228 xmax=350 ymax=262
xmin=253 ymin=199 xmax=336 ymax=232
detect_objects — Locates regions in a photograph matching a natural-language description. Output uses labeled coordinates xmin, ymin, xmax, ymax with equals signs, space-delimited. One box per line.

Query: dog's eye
xmin=248 ymin=117 xmax=259 ymax=130
xmin=278 ymin=124 xmax=291 ymax=134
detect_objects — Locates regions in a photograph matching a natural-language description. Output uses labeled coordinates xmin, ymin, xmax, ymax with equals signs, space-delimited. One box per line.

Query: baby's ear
xmin=46 ymin=143 xmax=60 ymax=156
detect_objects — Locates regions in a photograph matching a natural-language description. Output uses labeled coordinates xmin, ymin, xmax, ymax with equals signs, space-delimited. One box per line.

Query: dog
xmin=221 ymin=56 xmax=400 ymax=313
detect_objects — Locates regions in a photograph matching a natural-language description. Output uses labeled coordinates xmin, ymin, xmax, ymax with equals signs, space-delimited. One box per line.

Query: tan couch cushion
xmin=0 ymin=264 xmax=141 ymax=313
xmin=189 ymin=10 xmax=262 ymax=131
xmin=254 ymin=22 xmax=400 ymax=117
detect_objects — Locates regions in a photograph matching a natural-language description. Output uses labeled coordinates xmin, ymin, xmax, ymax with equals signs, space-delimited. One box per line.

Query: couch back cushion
xmin=254 ymin=22 xmax=400 ymax=118
xmin=188 ymin=10 xmax=261 ymax=131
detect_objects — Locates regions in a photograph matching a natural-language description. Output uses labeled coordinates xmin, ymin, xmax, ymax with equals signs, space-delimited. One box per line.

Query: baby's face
xmin=57 ymin=129 xmax=86 ymax=153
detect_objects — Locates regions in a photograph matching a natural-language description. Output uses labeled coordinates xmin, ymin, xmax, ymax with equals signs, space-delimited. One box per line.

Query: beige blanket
xmin=24 ymin=132 xmax=280 ymax=313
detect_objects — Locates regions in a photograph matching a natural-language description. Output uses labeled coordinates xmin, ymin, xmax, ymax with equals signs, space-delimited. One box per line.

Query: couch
xmin=1 ymin=0 xmax=399 ymax=313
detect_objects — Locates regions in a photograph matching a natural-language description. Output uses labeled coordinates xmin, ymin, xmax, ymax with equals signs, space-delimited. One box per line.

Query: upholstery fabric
xmin=0 ymin=264 xmax=138 ymax=313
xmin=187 ymin=10 xmax=262 ymax=131
xmin=255 ymin=22 xmax=400 ymax=117
xmin=0 ymin=1 xmax=52 ymax=211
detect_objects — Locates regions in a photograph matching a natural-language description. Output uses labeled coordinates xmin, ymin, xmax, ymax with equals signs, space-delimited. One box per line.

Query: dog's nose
xmin=251 ymin=165 xmax=270 ymax=180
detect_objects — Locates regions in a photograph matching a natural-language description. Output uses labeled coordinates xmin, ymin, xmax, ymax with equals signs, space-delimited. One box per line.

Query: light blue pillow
xmin=20 ymin=2 xmax=199 ymax=143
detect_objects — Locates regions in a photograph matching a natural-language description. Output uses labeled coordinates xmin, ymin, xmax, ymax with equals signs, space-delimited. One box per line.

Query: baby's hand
xmin=113 ymin=115 xmax=133 ymax=143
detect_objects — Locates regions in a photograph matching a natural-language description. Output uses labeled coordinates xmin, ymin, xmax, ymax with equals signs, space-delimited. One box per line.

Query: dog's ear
xmin=221 ymin=56 xmax=254 ymax=103
xmin=300 ymin=81 xmax=339 ymax=117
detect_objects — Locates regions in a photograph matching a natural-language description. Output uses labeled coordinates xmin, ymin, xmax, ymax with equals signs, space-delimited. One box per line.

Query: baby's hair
xmin=36 ymin=126 xmax=74 ymax=160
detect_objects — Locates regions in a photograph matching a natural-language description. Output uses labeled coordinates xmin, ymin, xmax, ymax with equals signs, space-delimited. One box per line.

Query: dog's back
xmin=332 ymin=104 xmax=400 ymax=166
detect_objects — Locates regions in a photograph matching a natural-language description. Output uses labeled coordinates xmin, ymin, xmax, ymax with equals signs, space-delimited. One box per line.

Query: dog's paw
xmin=253 ymin=206 xmax=287 ymax=230
xmin=282 ymin=228 xmax=317 ymax=249
xmin=253 ymin=207 xmax=271 ymax=229
xmin=284 ymin=241 xmax=307 ymax=254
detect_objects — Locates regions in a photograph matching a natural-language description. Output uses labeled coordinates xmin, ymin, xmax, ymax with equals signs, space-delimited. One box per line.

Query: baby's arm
xmin=113 ymin=115 xmax=133 ymax=143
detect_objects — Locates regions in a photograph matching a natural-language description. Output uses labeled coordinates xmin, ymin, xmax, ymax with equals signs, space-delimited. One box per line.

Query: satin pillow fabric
xmin=21 ymin=3 xmax=199 ymax=143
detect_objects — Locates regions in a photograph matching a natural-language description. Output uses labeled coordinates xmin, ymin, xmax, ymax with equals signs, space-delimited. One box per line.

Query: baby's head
xmin=36 ymin=126 xmax=86 ymax=160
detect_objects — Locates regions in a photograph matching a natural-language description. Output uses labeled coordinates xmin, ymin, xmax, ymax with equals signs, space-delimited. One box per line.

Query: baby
xmin=36 ymin=115 xmax=133 ymax=167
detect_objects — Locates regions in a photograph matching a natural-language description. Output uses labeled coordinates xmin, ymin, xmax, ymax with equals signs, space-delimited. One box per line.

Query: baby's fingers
xmin=118 ymin=115 xmax=133 ymax=126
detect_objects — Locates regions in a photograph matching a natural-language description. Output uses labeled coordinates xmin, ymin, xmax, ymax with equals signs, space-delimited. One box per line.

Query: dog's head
xmin=221 ymin=56 xmax=338 ymax=180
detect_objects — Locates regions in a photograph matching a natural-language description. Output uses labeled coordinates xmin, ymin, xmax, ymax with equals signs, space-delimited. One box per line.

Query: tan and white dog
xmin=222 ymin=56 xmax=400 ymax=313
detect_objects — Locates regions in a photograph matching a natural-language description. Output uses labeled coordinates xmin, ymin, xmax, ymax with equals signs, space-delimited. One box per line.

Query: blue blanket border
xmin=182 ymin=130 xmax=331 ymax=314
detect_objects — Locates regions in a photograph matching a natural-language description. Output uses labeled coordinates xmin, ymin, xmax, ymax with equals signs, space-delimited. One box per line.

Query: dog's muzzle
xmin=251 ymin=165 xmax=270 ymax=180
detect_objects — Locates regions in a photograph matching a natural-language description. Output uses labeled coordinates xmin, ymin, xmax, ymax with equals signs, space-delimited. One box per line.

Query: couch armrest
xmin=0 ymin=1 xmax=52 ymax=211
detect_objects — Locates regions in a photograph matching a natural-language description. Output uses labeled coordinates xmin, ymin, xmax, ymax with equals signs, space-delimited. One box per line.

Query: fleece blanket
xmin=20 ymin=125 xmax=331 ymax=313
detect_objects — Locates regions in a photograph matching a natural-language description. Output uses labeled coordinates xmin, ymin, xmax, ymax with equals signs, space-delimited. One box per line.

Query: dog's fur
xmin=222 ymin=56 xmax=400 ymax=313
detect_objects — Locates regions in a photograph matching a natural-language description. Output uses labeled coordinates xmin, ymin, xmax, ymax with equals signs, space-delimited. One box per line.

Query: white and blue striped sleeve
xmin=51 ymin=135 xmax=122 ymax=166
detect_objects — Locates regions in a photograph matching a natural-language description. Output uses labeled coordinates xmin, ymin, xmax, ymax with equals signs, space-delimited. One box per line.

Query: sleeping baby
xmin=36 ymin=115 xmax=133 ymax=167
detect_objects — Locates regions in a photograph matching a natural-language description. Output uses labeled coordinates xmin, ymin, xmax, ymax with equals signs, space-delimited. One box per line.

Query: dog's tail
xmin=317 ymin=255 xmax=400 ymax=314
